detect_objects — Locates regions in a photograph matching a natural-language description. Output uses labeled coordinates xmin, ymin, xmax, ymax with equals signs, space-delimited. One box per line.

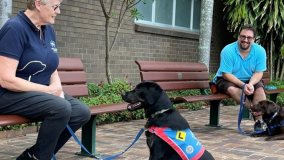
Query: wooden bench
xmin=135 ymin=60 xmax=284 ymax=126
xmin=0 ymin=57 xmax=128 ymax=157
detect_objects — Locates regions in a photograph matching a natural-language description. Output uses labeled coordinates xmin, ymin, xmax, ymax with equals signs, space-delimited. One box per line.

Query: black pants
xmin=0 ymin=91 xmax=91 ymax=160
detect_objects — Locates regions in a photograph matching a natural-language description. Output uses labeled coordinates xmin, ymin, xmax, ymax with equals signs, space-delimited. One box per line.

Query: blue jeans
xmin=0 ymin=91 xmax=91 ymax=160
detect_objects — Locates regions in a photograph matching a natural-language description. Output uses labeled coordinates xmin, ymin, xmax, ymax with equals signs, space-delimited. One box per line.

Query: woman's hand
xmin=59 ymin=91 xmax=65 ymax=98
xmin=48 ymin=70 xmax=64 ymax=98
xmin=48 ymin=83 xmax=63 ymax=97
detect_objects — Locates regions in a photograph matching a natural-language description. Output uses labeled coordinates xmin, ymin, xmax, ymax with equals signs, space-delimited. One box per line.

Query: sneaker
xmin=254 ymin=120 xmax=264 ymax=131
xmin=16 ymin=146 xmax=36 ymax=160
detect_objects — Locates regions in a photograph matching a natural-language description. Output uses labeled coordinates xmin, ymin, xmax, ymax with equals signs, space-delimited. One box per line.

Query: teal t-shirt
xmin=213 ymin=41 xmax=266 ymax=83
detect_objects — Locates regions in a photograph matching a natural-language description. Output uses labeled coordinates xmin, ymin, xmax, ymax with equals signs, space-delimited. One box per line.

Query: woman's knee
xmin=77 ymin=104 xmax=91 ymax=123
xmin=50 ymin=98 xmax=72 ymax=120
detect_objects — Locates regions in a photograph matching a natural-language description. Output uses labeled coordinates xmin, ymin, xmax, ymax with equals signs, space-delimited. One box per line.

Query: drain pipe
xmin=0 ymin=0 xmax=12 ymax=28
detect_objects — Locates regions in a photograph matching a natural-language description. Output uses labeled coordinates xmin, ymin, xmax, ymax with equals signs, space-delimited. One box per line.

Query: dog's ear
xmin=145 ymin=83 xmax=163 ymax=105
xmin=262 ymin=100 xmax=280 ymax=114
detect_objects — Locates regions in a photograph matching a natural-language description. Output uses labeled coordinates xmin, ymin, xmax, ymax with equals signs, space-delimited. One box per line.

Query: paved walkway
xmin=1 ymin=105 xmax=284 ymax=160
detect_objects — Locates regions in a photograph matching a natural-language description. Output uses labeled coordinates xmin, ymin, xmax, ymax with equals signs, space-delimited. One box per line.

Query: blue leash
xmin=99 ymin=128 xmax=145 ymax=160
xmin=237 ymin=84 xmax=266 ymax=136
xmin=52 ymin=125 xmax=145 ymax=160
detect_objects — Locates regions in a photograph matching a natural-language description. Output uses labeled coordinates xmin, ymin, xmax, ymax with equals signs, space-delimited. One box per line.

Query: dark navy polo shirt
xmin=0 ymin=10 xmax=59 ymax=96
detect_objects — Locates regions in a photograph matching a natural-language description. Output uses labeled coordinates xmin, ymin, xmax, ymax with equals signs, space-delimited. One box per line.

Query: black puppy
xmin=121 ymin=81 xmax=215 ymax=160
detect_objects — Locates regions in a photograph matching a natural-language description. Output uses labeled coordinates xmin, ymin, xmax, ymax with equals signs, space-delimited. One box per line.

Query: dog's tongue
xmin=251 ymin=111 xmax=263 ymax=117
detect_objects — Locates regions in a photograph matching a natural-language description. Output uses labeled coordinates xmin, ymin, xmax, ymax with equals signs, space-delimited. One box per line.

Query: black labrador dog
xmin=251 ymin=100 xmax=284 ymax=141
xmin=121 ymin=81 xmax=214 ymax=160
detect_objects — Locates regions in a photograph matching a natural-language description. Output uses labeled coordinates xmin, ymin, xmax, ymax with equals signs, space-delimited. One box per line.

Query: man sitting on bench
xmin=212 ymin=24 xmax=266 ymax=131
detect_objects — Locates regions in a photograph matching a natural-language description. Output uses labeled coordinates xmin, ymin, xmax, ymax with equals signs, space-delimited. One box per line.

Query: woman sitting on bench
xmin=0 ymin=0 xmax=90 ymax=160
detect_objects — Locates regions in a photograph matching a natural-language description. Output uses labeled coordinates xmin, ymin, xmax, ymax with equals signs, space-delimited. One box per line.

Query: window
xmin=135 ymin=0 xmax=201 ymax=32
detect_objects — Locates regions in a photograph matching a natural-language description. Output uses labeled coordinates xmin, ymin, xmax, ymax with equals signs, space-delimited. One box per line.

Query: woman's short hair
xmin=27 ymin=0 xmax=50 ymax=10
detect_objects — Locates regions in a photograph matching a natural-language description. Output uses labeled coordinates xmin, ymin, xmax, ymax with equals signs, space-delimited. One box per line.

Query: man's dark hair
xmin=240 ymin=24 xmax=256 ymax=37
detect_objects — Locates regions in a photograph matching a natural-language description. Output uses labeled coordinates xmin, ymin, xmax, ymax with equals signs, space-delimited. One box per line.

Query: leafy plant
xmin=0 ymin=122 xmax=38 ymax=131
xmin=80 ymin=78 xmax=210 ymax=124
xmin=268 ymin=80 xmax=284 ymax=105
xmin=79 ymin=77 xmax=146 ymax=124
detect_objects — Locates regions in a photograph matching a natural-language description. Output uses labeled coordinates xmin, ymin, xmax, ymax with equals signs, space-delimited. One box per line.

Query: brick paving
xmin=1 ymin=105 xmax=284 ymax=160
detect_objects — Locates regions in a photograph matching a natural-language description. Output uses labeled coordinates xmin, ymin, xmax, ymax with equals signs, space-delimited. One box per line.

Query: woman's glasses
xmin=46 ymin=4 xmax=61 ymax=11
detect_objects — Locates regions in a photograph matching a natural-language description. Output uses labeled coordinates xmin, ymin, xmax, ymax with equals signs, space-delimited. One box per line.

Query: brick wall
xmin=12 ymin=0 xmax=234 ymax=85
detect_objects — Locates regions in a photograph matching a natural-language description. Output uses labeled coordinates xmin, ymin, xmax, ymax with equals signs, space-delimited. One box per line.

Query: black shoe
xmin=16 ymin=146 xmax=36 ymax=160
xmin=254 ymin=120 xmax=264 ymax=131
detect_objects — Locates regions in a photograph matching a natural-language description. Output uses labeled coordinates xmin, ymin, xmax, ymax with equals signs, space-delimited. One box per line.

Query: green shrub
xmin=0 ymin=122 xmax=39 ymax=131
xmin=79 ymin=78 xmax=146 ymax=124
xmin=80 ymin=78 xmax=209 ymax=124
xmin=268 ymin=80 xmax=284 ymax=105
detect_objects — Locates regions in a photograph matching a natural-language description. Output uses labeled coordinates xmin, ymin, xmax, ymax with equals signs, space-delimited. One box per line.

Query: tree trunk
xmin=280 ymin=61 xmax=284 ymax=80
xmin=198 ymin=0 xmax=214 ymax=69
xmin=275 ymin=57 xmax=280 ymax=80
xmin=0 ymin=0 xmax=12 ymax=28
xmin=100 ymin=0 xmax=114 ymax=84
xmin=105 ymin=17 xmax=112 ymax=84
xmin=269 ymin=31 xmax=273 ymax=81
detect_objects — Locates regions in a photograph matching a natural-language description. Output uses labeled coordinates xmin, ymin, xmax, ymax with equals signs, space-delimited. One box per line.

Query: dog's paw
xmin=251 ymin=134 xmax=259 ymax=137
xmin=265 ymin=137 xmax=275 ymax=141
xmin=265 ymin=135 xmax=284 ymax=141
xmin=251 ymin=132 xmax=268 ymax=137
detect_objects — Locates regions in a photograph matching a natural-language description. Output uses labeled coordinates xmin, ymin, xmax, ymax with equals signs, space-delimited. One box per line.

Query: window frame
xmin=135 ymin=0 xmax=201 ymax=32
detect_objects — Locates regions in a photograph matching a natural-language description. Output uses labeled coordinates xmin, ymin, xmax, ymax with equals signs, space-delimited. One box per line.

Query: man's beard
xmin=239 ymin=41 xmax=250 ymax=50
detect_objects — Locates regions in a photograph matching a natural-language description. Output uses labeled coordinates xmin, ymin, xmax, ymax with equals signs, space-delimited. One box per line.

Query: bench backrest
xmin=135 ymin=61 xmax=271 ymax=91
xmin=262 ymin=71 xmax=269 ymax=85
xmin=135 ymin=61 xmax=210 ymax=91
xmin=58 ymin=57 xmax=88 ymax=97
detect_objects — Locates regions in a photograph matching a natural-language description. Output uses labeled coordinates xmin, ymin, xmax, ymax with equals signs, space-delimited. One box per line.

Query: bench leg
xmin=269 ymin=93 xmax=278 ymax=103
xmin=75 ymin=114 xmax=100 ymax=158
xmin=242 ymin=107 xmax=252 ymax=120
xmin=206 ymin=100 xmax=222 ymax=127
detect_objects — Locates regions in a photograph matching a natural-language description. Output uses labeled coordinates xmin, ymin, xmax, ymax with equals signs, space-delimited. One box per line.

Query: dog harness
xmin=149 ymin=126 xmax=205 ymax=160
xmin=265 ymin=109 xmax=284 ymax=135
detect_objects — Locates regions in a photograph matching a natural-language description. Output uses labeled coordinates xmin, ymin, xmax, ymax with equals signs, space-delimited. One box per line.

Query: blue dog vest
xmin=149 ymin=126 xmax=205 ymax=160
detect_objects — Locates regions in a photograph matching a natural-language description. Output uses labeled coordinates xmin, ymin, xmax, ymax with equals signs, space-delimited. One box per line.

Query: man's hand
xmin=244 ymin=83 xmax=254 ymax=95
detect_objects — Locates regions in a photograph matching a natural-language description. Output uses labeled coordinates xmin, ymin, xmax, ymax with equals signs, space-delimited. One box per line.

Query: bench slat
xmin=89 ymin=103 xmax=128 ymax=115
xmin=157 ymin=81 xmax=210 ymax=91
xmin=59 ymin=71 xmax=87 ymax=84
xmin=135 ymin=61 xmax=208 ymax=72
xmin=58 ymin=57 xmax=84 ymax=71
xmin=140 ymin=72 xmax=210 ymax=82
xmin=263 ymin=79 xmax=269 ymax=85
xmin=263 ymin=71 xmax=269 ymax=78
xmin=0 ymin=115 xmax=33 ymax=127
xmin=62 ymin=84 xmax=88 ymax=97
xmin=175 ymin=94 xmax=230 ymax=103
xmin=265 ymin=88 xmax=284 ymax=94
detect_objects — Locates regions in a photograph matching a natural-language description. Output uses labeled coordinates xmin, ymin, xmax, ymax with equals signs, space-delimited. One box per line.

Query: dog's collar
xmin=268 ymin=109 xmax=280 ymax=124
xmin=150 ymin=109 xmax=171 ymax=118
